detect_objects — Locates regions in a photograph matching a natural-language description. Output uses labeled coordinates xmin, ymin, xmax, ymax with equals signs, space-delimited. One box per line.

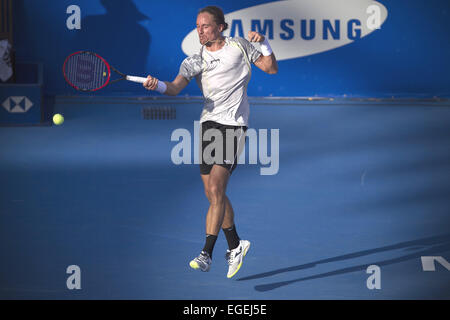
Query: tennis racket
xmin=63 ymin=51 xmax=147 ymax=92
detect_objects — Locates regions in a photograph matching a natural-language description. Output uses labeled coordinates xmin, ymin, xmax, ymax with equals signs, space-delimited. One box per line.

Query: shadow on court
xmin=237 ymin=234 xmax=450 ymax=292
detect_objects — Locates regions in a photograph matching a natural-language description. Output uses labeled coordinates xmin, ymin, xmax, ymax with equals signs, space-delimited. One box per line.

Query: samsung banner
xmin=13 ymin=0 xmax=450 ymax=97
xmin=182 ymin=0 xmax=388 ymax=60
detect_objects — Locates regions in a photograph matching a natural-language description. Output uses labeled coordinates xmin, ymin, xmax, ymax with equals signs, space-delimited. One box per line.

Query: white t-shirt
xmin=178 ymin=37 xmax=261 ymax=126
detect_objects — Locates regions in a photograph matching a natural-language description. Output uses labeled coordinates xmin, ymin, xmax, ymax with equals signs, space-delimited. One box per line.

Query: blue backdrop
xmin=13 ymin=0 xmax=450 ymax=97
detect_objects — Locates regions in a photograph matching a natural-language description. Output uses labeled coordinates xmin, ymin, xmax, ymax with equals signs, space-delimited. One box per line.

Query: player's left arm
xmin=248 ymin=31 xmax=278 ymax=75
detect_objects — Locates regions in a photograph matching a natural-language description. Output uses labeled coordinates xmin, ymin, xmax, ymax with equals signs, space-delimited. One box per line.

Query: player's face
xmin=196 ymin=12 xmax=223 ymax=45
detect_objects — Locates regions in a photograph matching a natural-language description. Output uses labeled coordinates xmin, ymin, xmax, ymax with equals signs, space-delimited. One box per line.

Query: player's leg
xmin=205 ymin=164 xmax=230 ymax=236
xmin=221 ymin=126 xmax=250 ymax=278
xmin=222 ymin=197 xmax=234 ymax=228
xmin=201 ymin=174 xmax=235 ymax=229
xmin=189 ymin=166 xmax=229 ymax=272
xmin=220 ymin=125 xmax=247 ymax=251
xmin=189 ymin=121 xmax=217 ymax=272
xmin=205 ymin=166 xmax=249 ymax=279
xmin=201 ymin=173 xmax=239 ymax=248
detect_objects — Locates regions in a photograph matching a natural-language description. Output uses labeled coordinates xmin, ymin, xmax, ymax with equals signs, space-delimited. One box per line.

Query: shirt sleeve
xmin=178 ymin=54 xmax=203 ymax=82
xmin=234 ymin=37 xmax=262 ymax=64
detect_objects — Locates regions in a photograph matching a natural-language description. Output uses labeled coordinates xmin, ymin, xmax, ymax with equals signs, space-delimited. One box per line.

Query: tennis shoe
xmin=225 ymin=240 xmax=250 ymax=278
xmin=189 ymin=251 xmax=212 ymax=272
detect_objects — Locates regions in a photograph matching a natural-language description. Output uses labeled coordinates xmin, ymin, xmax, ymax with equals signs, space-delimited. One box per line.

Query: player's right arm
xmin=144 ymin=55 xmax=201 ymax=95
xmin=143 ymin=75 xmax=189 ymax=96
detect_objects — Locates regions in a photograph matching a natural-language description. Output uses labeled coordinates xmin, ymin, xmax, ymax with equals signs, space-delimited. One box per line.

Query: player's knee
xmin=208 ymin=184 xmax=225 ymax=204
xmin=204 ymin=189 xmax=212 ymax=202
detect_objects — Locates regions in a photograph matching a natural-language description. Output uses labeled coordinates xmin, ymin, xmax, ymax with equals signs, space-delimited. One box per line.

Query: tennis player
xmin=143 ymin=5 xmax=278 ymax=278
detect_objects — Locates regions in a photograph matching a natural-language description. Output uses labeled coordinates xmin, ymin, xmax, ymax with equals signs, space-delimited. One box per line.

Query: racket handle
xmin=126 ymin=75 xmax=148 ymax=83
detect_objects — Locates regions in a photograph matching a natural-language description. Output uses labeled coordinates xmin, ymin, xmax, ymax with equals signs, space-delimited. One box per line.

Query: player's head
xmin=197 ymin=6 xmax=228 ymax=45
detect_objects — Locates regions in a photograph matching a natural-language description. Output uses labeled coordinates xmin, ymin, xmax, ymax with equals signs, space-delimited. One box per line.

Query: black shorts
xmin=199 ymin=121 xmax=247 ymax=175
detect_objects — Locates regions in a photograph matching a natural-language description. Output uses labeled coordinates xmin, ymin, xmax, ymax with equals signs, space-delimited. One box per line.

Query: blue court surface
xmin=1 ymin=97 xmax=449 ymax=300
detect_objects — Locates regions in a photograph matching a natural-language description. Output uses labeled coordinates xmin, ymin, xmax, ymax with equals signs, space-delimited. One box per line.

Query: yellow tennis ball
xmin=53 ymin=114 xmax=64 ymax=125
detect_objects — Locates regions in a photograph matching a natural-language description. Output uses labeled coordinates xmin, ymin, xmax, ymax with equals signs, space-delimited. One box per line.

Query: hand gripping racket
xmin=63 ymin=51 xmax=147 ymax=92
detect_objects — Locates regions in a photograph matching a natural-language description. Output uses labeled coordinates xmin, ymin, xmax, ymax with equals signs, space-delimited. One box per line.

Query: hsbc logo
xmin=182 ymin=0 xmax=388 ymax=60
xmin=2 ymin=96 xmax=34 ymax=113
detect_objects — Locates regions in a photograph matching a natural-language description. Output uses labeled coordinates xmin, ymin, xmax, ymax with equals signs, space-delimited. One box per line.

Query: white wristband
xmin=156 ymin=80 xmax=167 ymax=94
xmin=260 ymin=38 xmax=273 ymax=56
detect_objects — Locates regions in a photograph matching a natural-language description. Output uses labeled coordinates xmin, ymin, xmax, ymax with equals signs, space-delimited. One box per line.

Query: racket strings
xmin=64 ymin=52 xmax=109 ymax=91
